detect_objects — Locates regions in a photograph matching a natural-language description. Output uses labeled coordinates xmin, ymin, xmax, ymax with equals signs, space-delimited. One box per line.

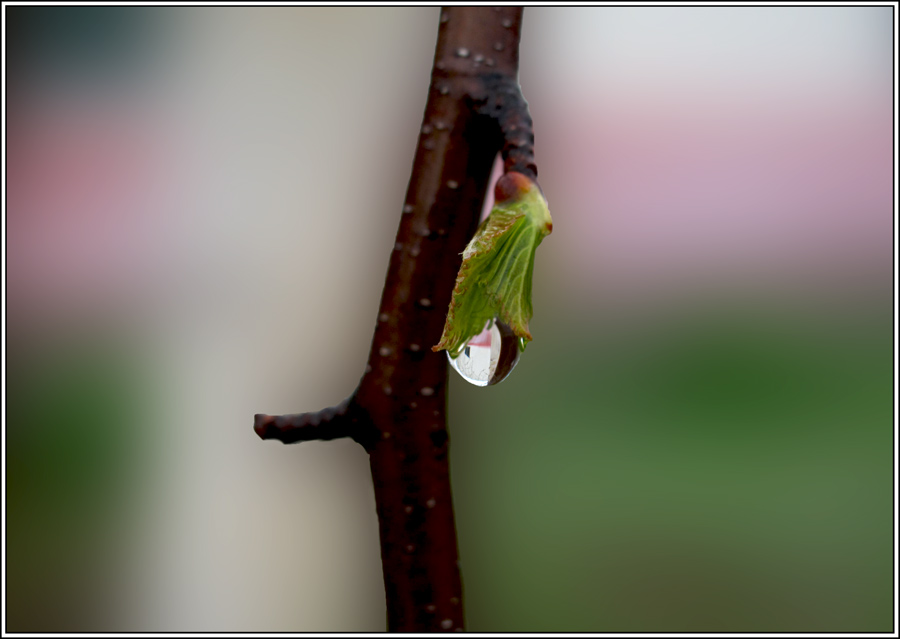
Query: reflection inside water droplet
xmin=447 ymin=319 xmax=520 ymax=387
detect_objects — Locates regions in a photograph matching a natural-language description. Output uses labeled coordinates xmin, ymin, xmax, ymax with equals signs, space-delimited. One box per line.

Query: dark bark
xmin=254 ymin=6 xmax=537 ymax=632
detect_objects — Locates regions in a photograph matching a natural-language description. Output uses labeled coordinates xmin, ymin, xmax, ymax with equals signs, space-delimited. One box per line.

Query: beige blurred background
xmin=4 ymin=6 xmax=894 ymax=632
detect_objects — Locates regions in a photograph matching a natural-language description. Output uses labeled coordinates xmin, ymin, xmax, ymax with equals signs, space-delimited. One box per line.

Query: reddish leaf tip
xmin=494 ymin=171 xmax=533 ymax=204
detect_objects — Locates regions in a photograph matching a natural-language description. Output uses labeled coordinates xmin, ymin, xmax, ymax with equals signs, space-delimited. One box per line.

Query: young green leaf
xmin=433 ymin=172 xmax=553 ymax=357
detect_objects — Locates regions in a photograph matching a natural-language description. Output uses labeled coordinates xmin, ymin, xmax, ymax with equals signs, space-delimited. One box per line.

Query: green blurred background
xmin=4 ymin=6 xmax=894 ymax=632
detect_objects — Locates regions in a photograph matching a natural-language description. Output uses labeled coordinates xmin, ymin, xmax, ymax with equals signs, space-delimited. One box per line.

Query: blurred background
xmin=4 ymin=6 xmax=894 ymax=632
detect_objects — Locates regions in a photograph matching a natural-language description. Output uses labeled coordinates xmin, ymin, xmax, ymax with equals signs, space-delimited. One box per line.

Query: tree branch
xmin=254 ymin=6 xmax=537 ymax=632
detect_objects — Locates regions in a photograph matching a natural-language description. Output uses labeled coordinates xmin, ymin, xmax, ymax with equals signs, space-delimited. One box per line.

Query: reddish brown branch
xmin=254 ymin=6 xmax=537 ymax=632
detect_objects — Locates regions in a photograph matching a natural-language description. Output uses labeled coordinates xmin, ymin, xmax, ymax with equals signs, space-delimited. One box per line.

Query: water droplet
xmin=456 ymin=47 xmax=470 ymax=58
xmin=378 ymin=313 xmax=390 ymax=322
xmin=406 ymin=544 xmax=416 ymax=553
xmin=421 ymin=123 xmax=433 ymax=134
xmin=446 ymin=180 xmax=459 ymax=189
xmin=382 ymin=431 xmax=391 ymax=439
xmin=439 ymin=85 xmax=450 ymax=95
xmin=434 ymin=121 xmax=448 ymax=131
xmin=474 ymin=54 xmax=484 ymax=63
xmin=410 ymin=245 xmax=421 ymax=257
xmin=409 ymin=343 xmax=421 ymax=352
xmin=447 ymin=319 xmax=520 ymax=386
xmin=493 ymin=42 xmax=504 ymax=51
xmin=410 ymin=401 xmax=418 ymax=409
xmin=426 ymin=604 xmax=437 ymax=613
xmin=426 ymin=498 xmax=436 ymax=508
xmin=450 ymin=597 xmax=460 ymax=605
xmin=404 ymin=505 xmax=413 ymax=514
xmin=440 ymin=12 xmax=449 ymax=24
xmin=485 ymin=58 xmax=495 ymax=67
xmin=403 ymin=204 xmax=414 ymax=214
xmin=383 ymin=385 xmax=393 ymax=395
xmin=422 ymin=139 xmax=436 ymax=150
xmin=365 ymin=364 xmax=373 ymax=373
xmin=394 ymin=242 xmax=403 ymax=251
xmin=379 ymin=346 xmax=392 ymax=357
xmin=419 ymin=298 xmax=432 ymax=307
xmin=501 ymin=18 xmax=513 ymax=28
xmin=441 ymin=619 xmax=453 ymax=630
xmin=421 ymin=386 xmax=434 ymax=396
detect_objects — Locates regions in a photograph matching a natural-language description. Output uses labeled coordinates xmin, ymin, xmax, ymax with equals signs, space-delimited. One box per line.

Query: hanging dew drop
xmin=447 ymin=319 xmax=520 ymax=387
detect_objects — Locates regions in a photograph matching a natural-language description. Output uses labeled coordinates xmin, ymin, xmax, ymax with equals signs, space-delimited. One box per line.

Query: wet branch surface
xmin=254 ymin=7 xmax=537 ymax=632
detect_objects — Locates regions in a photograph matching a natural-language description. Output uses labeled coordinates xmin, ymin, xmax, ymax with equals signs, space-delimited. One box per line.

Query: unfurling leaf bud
xmin=433 ymin=172 xmax=553 ymax=358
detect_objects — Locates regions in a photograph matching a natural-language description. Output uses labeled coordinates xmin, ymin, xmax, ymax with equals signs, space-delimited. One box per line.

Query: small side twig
xmin=476 ymin=74 xmax=537 ymax=180
xmin=254 ymin=396 xmax=375 ymax=448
